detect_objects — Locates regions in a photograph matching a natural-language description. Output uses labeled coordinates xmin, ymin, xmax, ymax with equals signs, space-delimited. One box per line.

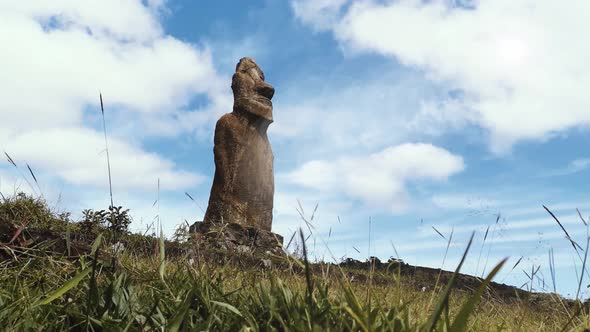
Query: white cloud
xmin=4 ymin=128 xmax=204 ymax=191
xmin=282 ymin=143 xmax=464 ymax=212
xmin=269 ymin=71 xmax=449 ymax=159
xmin=1 ymin=0 xmax=163 ymax=42
xmin=543 ymin=158 xmax=590 ymax=177
xmin=291 ymin=0 xmax=350 ymax=31
xmin=0 ymin=0 xmax=226 ymax=190
xmin=292 ymin=0 xmax=590 ymax=153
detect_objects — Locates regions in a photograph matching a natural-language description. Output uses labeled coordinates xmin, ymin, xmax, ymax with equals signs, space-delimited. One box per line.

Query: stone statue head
xmin=231 ymin=57 xmax=275 ymax=122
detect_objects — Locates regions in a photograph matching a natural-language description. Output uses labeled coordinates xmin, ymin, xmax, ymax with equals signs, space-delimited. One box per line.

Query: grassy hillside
xmin=0 ymin=193 xmax=588 ymax=331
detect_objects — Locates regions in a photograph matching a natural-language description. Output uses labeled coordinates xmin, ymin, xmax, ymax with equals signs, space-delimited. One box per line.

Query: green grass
xmin=0 ymin=193 xmax=588 ymax=331
xmin=0 ymin=245 xmax=582 ymax=331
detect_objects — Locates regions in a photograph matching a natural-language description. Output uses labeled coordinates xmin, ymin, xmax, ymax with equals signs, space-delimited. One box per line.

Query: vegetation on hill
xmin=0 ymin=193 xmax=588 ymax=331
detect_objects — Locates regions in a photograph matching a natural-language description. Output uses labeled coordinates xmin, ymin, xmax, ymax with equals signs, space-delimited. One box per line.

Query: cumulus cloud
xmin=292 ymin=0 xmax=590 ymax=153
xmin=4 ymin=128 xmax=204 ymax=191
xmin=0 ymin=0 xmax=227 ymax=190
xmin=282 ymin=143 xmax=464 ymax=212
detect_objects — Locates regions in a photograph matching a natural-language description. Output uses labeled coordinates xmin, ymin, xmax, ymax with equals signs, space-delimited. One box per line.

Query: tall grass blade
xmin=65 ymin=221 xmax=71 ymax=256
xmin=450 ymin=258 xmax=508 ymax=331
xmin=297 ymin=199 xmax=305 ymax=216
xmin=299 ymin=228 xmax=313 ymax=317
xmin=482 ymin=218 xmax=499 ymax=278
xmin=26 ymin=163 xmax=38 ymax=185
xmin=310 ymin=203 xmax=319 ymax=222
xmin=159 ymin=226 xmax=166 ymax=280
xmin=576 ymin=208 xmax=587 ymax=226
xmin=86 ymin=232 xmax=103 ymax=327
xmin=476 ymin=225 xmax=490 ymax=276
xmin=167 ymin=290 xmax=192 ymax=332
xmin=511 ymin=256 xmax=523 ymax=270
xmin=430 ymin=226 xmax=454 ymax=307
xmin=559 ymin=304 xmax=583 ymax=332
xmin=38 ymin=267 xmax=92 ymax=305
xmin=99 ymin=93 xmax=114 ymax=208
xmin=157 ymin=178 xmax=160 ymax=239
xmin=342 ymin=306 xmax=369 ymax=332
xmin=211 ymin=300 xmax=243 ymax=317
xmin=4 ymin=152 xmax=38 ymax=195
xmin=4 ymin=151 xmax=16 ymax=167
xmin=522 ymin=269 xmax=532 ymax=280
xmin=432 ymin=226 xmax=446 ymax=240
xmin=26 ymin=163 xmax=44 ymax=196
xmin=424 ymin=232 xmax=475 ymax=332
xmin=544 ymin=205 xmax=582 ymax=251
xmin=368 ymin=217 xmax=372 ymax=258
xmin=185 ymin=191 xmax=205 ymax=213
xmin=296 ymin=202 xmax=315 ymax=235
xmin=390 ymin=240 xmax=400 ymax=259
xmin=285 ymin=231 xmax=296 ymax=251
xmin=91 ymin=233 xmax=103 ymax=256
xmin=546 ymin=205 xmax=590 ymax=280
xmin=338 ymin=275 xmax=370 ymax=332
xmin=576 ymin=236 xmax=590 ymax=300
xmin=549 ymin=248 xmax=557 ymax=293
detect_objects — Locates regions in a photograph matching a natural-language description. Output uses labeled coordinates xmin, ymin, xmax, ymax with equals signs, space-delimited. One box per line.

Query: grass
xmin=0 ymin=193 xmax=588 ymax=331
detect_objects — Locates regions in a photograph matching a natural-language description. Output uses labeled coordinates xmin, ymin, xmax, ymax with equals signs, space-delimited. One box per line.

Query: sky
xmin=1 ymin=0 xmax=590 ymax=299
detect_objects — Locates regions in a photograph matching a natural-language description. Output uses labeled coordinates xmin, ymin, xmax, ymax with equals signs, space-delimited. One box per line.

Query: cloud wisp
xmin=541 ymin=158 xmax=590 ymax=177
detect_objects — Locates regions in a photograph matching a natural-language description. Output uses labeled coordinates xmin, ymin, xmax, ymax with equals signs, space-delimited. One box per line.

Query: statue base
xmin=189 ymin=221 xmax=284 ymax=256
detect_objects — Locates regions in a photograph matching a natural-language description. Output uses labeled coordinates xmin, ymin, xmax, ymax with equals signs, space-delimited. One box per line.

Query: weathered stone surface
xmin=202 ymin=57 xmax=275 ymax=231
xmin=190 ymin=221 xmax=283 ymax=256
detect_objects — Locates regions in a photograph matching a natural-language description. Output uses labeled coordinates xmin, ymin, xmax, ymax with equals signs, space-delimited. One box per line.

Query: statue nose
xmin=257 ymin=82 xmax=275 ymax=100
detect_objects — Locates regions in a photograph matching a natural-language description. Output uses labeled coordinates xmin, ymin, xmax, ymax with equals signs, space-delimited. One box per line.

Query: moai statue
xmin=202 ymin=57 xmax=275 ymax=232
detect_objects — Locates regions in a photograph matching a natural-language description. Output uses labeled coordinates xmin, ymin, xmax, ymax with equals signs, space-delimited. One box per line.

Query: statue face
xmin=232 ymin=57 xmax=275 ymax=121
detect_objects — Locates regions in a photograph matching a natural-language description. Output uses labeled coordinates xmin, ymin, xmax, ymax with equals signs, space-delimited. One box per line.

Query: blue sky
xmin=1 ymin=0 xmax=590 ymax=298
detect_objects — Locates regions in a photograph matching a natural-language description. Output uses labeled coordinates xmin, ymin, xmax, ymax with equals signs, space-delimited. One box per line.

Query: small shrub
xmin=106 ymin=205 xmax=131 ymax=240
xmin=79 ymin=209 xmax=107 ymax=241
xmin=78 ymin=205 xmax=131 ymax=243
xmin=0 ymin=192 xmax=68 ymax=232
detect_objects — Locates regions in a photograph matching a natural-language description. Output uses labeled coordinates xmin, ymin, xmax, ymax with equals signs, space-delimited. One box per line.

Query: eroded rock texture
xmin=202 ymin=57 xmax=275 ymax=231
